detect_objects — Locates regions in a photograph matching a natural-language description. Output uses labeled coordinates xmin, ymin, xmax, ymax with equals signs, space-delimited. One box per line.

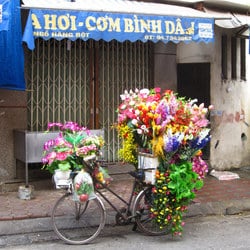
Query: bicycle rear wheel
xmin=133 ymin=187 xmax=169 ymax=236
xmin=52 ymin=193 xmax=106 ymax=245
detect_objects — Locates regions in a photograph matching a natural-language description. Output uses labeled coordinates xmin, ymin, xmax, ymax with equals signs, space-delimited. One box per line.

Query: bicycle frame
xmin=94 ymin=174 xmax=139 ymax=221
xmin=82 ymin=159 xmax=146 ymax=223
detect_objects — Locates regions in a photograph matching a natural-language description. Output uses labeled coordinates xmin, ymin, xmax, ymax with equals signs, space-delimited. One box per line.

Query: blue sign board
xmin=23 ymin=9 xmax=214 ymax=50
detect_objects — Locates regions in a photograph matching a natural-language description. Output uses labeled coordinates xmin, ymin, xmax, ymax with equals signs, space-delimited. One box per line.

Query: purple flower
xmin=43 ymin=139 xmax=55 ymax=151
xmin=190 ymin=135 xmax=211 ymax=149
xmin=164 ymin=137 xmax=181 ymax=152
xmin=192 ymin=156 xmax=208 ymax=179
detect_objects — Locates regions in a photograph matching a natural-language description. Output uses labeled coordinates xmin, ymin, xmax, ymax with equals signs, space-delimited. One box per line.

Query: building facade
xmin=0 ymin=0 xmax=249 ymax=182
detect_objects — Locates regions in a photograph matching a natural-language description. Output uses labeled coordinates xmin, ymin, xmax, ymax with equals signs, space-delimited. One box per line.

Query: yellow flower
xmin=151 ymin=135 xmax=164 ymax=157
xmin=117 ymin=124 xmax=137 ymax=164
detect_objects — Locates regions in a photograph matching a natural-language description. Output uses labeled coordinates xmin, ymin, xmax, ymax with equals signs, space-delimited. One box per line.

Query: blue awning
xmin=0 ymin=0 xmax=25 ymax=91
xmin=0 ymin=0 xmax=11 ymax=31
xmin=22 ymin=0 xmax=215 ymax=50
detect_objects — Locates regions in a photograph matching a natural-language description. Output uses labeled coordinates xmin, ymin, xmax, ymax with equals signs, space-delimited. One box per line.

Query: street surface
xmin=2 ymin=213 xmax=250 ymax=250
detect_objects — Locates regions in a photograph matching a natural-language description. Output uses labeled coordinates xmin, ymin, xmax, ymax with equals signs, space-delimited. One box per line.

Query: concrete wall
xmin=0 ymin=90 xmax=27 ymax=181
xmin=210 ymin=28 xmax=250 ymax=170
xmin=177 ymin=26 xmax=250 ymax=170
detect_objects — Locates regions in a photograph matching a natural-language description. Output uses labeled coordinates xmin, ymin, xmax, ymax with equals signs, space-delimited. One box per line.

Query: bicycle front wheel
xmin=52 ymin=193 xmax=106 ymax=245
xmin=133 ymin=187 xmax=169 ymax=236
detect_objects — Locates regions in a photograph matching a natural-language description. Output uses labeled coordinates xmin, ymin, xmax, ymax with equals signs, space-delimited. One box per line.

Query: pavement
xmin=1 ymin=165 xmax=250 ymax=247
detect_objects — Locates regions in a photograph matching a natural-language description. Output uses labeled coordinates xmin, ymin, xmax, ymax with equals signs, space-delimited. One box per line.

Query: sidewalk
xmin=1 ymin=166 xmax=250 ymax=237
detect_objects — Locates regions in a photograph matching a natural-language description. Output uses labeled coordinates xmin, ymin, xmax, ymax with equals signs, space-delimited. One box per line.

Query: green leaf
xmin=58 ymin=161 xmax=71 ymax=171
xmin=195 ymin=180 xmax=204 ymax=190
xmin=168 ymin=161 xmax=201 ymax=202
xmin=56 ymin=147 xmax=71 ymax=153
xmin=77 ymin=182 xmax=94 ymax=195
xmin=64 ymin=132 xmax=85 ymax=147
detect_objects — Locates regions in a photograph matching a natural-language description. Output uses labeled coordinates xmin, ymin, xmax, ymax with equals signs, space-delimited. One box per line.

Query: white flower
xmin=163 ymin=133 xmax=170 ymax=144
xmin=120 ymin=90 xmax=129 ymax=100
xmin=131 ymin=119 xmax=138 ymax=125
xmin=140 ymin=125 xmax=149 ymax=133
xmin=120 ymin=104 xmax=127 ymax=110
xmin=120 ymin=94 xmax=126 ymax=101
xmin=166 ymin=128 xmax=173 ymax=137
xmin=129 ymin=100 xmax=135 ymax=106
xmin=198 ymin=128 xmax=210 ymax=143
xmin=135 ymin=109 xmax=140 ymax=115
xmin=139 ymin=88 xmax=150 ymax=96
xmin=137 ymin=128 xmax=143 ymax=134
xmin=189 ymin=98 xmax=198 ymax=105
xmin=176 ymin=132 xmax=185 ymax=142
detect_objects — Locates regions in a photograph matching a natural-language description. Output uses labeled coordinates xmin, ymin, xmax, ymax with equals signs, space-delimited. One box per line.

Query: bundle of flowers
xmin=42 ymin=121 xmax=104 ymax=174
xmin=116 ymin=87 xmax=213 ymax=235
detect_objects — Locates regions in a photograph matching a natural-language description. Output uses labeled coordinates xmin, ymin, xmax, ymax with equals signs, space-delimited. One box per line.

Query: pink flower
xmin=76 ymin=144 xmax=97 ymax=156
xmin=194 ymin=119 xmax=209 ymax=128
xmin=118 ymin=114 xmax=127 ymax=123
xmin=192 ymin=156 xmax=208 ymax=179
xmin=209 ymin=105 xmax=214 ymax=110
xmin=56 ymin=152 xmax=70 ymax=161
xmin=154 ymin=87 xmax=161 ymax=93
xmin=54 ymin=137 xmax=67 ymax=147
xmin=44 ymin=151 xmax=57 ymax=164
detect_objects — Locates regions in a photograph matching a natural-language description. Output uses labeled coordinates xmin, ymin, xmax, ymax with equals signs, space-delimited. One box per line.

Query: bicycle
xmin=51 ymin=158 xmax=168 ymax=245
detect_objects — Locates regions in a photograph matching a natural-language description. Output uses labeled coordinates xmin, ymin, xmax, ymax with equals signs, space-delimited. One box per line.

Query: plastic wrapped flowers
xmin=42 ymin=121 xmax=104 ymax=174
xmin=116 ymin=87 xmax=213 ymax=235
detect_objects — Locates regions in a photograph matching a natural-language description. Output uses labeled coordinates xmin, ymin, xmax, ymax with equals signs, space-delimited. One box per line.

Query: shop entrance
xmin=24 ymin=39 xmax=153 ymax=161
xmin=177 ymin=62 xmax=211 ymax=159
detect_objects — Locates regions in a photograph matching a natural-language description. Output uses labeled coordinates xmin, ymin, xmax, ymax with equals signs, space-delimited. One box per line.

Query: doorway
xmin=177 ymin=62 xmax=210 ymax=159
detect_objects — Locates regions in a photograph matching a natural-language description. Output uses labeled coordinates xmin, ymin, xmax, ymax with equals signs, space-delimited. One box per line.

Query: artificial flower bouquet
xmin=42 ymin=121 xmax=105 ymax=174
xmin=116 ymin=87 xmax=213 ymax=235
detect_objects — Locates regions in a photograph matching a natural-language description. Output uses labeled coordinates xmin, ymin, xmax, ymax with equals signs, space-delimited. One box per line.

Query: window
xmin=221 ymin=35 xmax=227 ymax=79
xmin=231 ymin=37 xmax=237 ymax=79
xmin=221 ymin=35 xmax=247 ymax=81
xmin=240 ymin=38 xmax=246 ymax=81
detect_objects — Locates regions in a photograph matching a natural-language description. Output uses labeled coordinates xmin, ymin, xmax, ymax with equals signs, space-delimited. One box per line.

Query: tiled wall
xmin=0 ymin=89 xmax=27 ymax=181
